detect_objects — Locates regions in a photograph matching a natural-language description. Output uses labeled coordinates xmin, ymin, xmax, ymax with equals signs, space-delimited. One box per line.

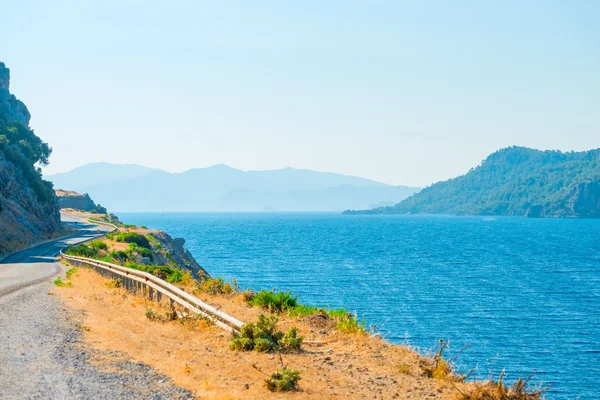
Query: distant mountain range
xmin=345 ymin=147 xmax=600 ymax=218
xmin=46 ymin=163 xmax=420 ymax=212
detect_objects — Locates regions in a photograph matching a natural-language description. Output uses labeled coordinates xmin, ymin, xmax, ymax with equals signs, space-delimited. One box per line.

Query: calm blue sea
xmin=119 ymin=212 xmax=600 ymax=399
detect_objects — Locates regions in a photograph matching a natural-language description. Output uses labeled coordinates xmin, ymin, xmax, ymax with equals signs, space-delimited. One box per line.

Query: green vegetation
xmin=65 ymin=267 xmax=78 ymax=279
xmin=65 ymin=235 xmax=189 ymax=284
xmin=66 ymin=244 xmax=99 ymax=258
xmin=0 ymin=116 xmax=54 ymax=203
xmin=264 ymin=367 xmax=301 ymax=392
xmin=348 ymin=147 xmax=600 ymax=217
xmin=248 ymin=290 xmax=297 ymax=312
xmin=230 ymin=314 xmax=303 ymax=353
xmin=248 ymin=290 xmax=367 ymax=334
xmin=90 ymin=240 xmax=108 ymax=250
xmin=53 ymin=277 xmax=72 ymax=287
xmin=115 ymin=232 xmax=150 ymax=248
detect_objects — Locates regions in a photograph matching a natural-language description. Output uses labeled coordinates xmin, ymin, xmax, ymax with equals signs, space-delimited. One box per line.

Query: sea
xmin=119 ymin=212 xmax=600 ymax=399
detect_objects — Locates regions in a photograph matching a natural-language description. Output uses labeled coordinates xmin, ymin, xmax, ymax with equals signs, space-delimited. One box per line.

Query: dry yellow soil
xmin=54 ymin=267 xmax=481 ymax=399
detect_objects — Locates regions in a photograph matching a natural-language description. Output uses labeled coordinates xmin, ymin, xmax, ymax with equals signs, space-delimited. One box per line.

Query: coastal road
xmin=0 ymin=215 xmax=193 ymax=399
xmin=0 ymin=215 xmax=108 ymax=297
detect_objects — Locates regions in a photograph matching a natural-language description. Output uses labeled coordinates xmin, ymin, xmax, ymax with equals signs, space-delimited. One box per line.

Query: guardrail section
xmin=60 ymin=222 xmax=244 ymax=333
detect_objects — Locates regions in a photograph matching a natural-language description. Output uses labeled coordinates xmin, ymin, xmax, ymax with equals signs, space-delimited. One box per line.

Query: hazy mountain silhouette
xmin=45 ymin=163 xmax=419 ymax=212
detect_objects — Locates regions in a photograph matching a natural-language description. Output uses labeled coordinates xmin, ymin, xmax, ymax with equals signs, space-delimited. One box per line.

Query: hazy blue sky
xmin=2 ymin=1 xmax=598 ymax=186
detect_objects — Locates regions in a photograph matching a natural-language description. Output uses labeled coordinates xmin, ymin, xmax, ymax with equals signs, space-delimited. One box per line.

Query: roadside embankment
xmin=55 ymin=264 xmax=547 ymax=399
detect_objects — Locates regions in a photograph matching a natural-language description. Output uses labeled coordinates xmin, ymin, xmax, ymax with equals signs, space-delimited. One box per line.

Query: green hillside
xmin=345 ymin=147 xmax=600 ymax=218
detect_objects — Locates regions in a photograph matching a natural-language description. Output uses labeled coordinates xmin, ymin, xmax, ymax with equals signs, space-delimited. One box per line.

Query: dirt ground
xmin=53 ymin=266 xmax=482 ymax=399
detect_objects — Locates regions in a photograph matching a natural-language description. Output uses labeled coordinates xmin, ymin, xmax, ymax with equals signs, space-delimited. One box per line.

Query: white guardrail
xmin=59 ymin=219 xmax=244 ymax=333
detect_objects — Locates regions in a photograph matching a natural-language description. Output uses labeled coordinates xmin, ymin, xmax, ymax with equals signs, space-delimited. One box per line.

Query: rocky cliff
xmin=529 ymin=181 xmax=600 ymax=218
xmin=56 ymin=189 xmax=106 ymax=213
xmin=0 ymin=62 xmax=62 ymax=255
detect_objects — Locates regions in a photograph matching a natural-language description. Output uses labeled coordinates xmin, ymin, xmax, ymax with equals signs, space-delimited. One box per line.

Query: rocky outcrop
xmin=56 ymin=189 xmax=106 ymax=213
xmin=563 ymin=181 xmax=600 ymax=218
xmin=525 ymin=181 xmax=600 ymax=218
xmin=0 ymin=62 xmax=31 ymax=126
xmin=0 ymin=152 xmax=62 ymax=254
xmin=0 ymin=62 xmax=62 ymax=255
xmin=151 ymin=231 xmax=208 ymax=277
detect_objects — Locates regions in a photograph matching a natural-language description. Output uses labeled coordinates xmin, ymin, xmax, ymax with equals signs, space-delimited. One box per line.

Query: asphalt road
xmin=0 ymin=215 xmax=109 ymax=297
xmin=0 ymin=215 xmax=193 ymax=399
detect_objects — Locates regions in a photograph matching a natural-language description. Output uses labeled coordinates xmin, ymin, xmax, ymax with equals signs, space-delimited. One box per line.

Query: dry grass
xmin=55 ymin=267 xmax=483 ymax=399
xmin=453 ymin=371 xmax=548 ymax=400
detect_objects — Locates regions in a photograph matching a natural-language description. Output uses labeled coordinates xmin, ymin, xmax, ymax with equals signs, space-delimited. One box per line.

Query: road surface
xmin=0 ymin=216 xmax=109 ymax=297
xmin=0 ymin=215 xmax=193 ymax=399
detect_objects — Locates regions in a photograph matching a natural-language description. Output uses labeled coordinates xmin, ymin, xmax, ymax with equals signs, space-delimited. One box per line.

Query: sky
xmin=2 ymin=1 xmax=599 ymax=187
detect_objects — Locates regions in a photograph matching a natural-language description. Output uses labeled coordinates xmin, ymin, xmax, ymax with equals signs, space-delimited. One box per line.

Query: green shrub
xmin=230 ymin=315 xmax=302 ymax=353
xmin=248 ymin=290 xmax=297 ymax=312
xmin=135 ymin=246 xmax=154 ymax=261
xmin=230 ymin=336 xmax=254 ymax=351
xmin=145 ymin=308 xmax=157 ymax=320
xmin=66 ymin=244 xmax=98 ymax=258
xmin=265 ymin=367 xmax=301 ymax=392
xmin=54 ymin=278 xmax=72 ymax=287
xmin=166 ymin=269 xmax=183 ymax=283
xmin=254 ymin=337 xmax=276 ymax=352
xmin=90 ymin=240 xmax=108 ymax=250
xmin=327 ymin=309 xmax=366 ymax=333
xmin=65 ymin=267 xmax=78 ymax=279
xmin=105 ymin=233 xmax=114 ymax=240
xmin=280 ymin=327 xmax=303 ymax=351
xmin=115 ymin=232 xmax=150 ymax=249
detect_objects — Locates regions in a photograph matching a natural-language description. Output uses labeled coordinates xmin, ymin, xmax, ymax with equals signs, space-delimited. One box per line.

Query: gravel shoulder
xmin=0 ymin=258 xmax=194 ymax=399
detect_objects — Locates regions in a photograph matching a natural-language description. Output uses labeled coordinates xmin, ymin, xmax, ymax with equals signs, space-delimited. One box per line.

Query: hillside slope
xmin=0 ymin=62 xmax=62 ymax=255
xmin=346 ymin=147 xmax=600 ymax=218
xmin=47 ymin=164 xmax=420 ymax=212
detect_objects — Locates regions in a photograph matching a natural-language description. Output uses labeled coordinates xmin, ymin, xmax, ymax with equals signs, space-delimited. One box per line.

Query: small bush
xmin=145 ymin=308 xmax=158 ymax=320
xmin=230 ymin=336 xmax=254 ymax=351
xmin=327 ymin=308 xmax=366 ymax=334
xmin=265 ymin=367 xmax=301 ymax=392
xmin=230 ymin=315 xmax=302 ymax=353
xmin=115 ymin=232 xmax=150 ymax=249
xmin=196 ymin=278 xmax=233 ymax=295
xmin=254 ymin=337 xmax=276 ymax=352
xmin=166 ymin=269 xmax=183 ymax=283
xmin=66 ymin=244 xmax=98 ymax=258
xmin=135 ymin=246 xmax=154 ymax=261
xmin=66 ymin=267 xmax=78 ymax=279
xmin=53 ymin=278 xmax=72 ymax=287
xmin=90 ymin=240 xmax=108 ymax=250
xmin=280 ymin=327 xmax=303 ymax=351
xmin=248 ymin=290 xmax=298 ymax=313
xmin=105 ymin=233 xmax=114 ymax=240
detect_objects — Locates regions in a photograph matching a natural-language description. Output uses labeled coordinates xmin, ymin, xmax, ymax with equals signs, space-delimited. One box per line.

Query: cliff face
xmin=151 ymin=231 xmax=208 ymax=277
xmin=0 ymin=63 xmax=31 ymax=126
xmin=0 ymin=62 xmax=62 ymax=255
xmin=56 ymin=189 xmax=106 ymax=213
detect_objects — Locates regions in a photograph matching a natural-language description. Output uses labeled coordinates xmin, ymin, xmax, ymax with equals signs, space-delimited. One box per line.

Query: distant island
xmin=345 ymin=146 xmax=600 ymax=218
xmin=46 ymin=163 xmax=420 ymax=212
